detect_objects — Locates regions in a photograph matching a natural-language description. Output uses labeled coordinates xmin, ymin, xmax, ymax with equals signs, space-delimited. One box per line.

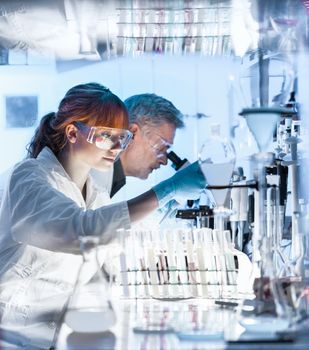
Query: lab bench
xmin=58 ymin=297 xmax=309 ymax=350
xmin=2 ymin=297 xmax=307 ymax=350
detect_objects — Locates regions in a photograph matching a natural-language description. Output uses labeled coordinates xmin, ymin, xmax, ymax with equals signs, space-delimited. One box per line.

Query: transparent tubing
xmin=251 ymin=156 xmax=269 ymax=288
xmin=270 ymin=186 xmax=296 ymax=322
xmin=272 ymin=186 xmax=293 ymax=277
xmin=214 ymin=206 xmax=230 ymax=232
xmin=290 ymin=140 xmax=301 ymax=273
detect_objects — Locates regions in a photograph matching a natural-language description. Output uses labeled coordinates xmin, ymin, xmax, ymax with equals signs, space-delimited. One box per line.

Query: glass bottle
xmin=63 ymin=236 xmax=117 ymax=333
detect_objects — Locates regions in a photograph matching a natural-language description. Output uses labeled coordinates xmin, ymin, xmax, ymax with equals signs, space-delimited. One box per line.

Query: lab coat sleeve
xmin=8 ymin=161 xmax=131 ymax=253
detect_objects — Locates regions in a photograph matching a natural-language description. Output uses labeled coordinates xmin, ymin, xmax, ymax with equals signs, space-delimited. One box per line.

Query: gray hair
xmin=124 ymin=93 xmax=184 ymax=129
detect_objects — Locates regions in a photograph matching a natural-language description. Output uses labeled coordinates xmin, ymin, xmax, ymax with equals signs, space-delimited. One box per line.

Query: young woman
xmin=0 ymin=82 xmax=205 ymax=347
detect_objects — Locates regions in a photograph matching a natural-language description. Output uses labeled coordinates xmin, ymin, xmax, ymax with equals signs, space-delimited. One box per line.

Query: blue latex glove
xmin=152 ymin=161 xmax=206 ymax=207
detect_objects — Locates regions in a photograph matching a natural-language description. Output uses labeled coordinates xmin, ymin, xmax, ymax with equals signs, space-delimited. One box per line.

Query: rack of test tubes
xmin=118 ymin=227 xmax=251 ymax=300
xmin=116 ymin=2 xmax=233 ymax=56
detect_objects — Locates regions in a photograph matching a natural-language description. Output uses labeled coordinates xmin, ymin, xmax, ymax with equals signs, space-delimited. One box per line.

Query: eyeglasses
xmin=75 ymin=122 xmax=133 ymax=151
xmin=142 ymin=128 xmax=173 ymax=158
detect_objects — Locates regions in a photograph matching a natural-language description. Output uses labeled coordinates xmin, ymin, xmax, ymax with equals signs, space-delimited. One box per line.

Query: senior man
xmin=96 ymin=93 xmax=185 ymax=198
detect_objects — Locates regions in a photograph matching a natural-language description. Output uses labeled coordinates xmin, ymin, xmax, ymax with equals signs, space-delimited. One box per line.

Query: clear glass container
xmin=62 ymin=236 xmax=116 ymax=333
xmin=198 ymin=124 xmax=236 ymax=231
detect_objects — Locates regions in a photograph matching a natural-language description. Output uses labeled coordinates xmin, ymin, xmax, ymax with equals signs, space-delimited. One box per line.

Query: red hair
xmin=27 ymin=83 xmax=128 ymax=158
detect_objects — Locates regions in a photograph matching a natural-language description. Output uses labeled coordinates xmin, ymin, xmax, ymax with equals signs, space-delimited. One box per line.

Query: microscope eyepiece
xmin=167 ymin=151 xmax=189 ymax=171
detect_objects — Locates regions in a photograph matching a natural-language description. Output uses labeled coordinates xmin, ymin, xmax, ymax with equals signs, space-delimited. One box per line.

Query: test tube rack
xmin=118 ymin=227 xmax=243 ymax=300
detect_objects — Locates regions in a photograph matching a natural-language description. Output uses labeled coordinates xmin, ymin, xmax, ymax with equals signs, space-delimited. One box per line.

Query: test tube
xmin=223 ymin=230 xmax=238 ymax=297
xmin=213 ymin=229 xmax=228 ymax=298
xmin=238 ymin=180 xmax=248 ymax=251
xmin=119 ymin=243 xmax=129 ymax=297
xmin=203 ymin=229 xmax=219 ymax=298
xmin=196 ymin=228 xmax=209 ymax=297
xmin=230 ymin=182 xmax=240 ymax=245
xmin=136 ymin=231 xmax=149 ymax=298
xmin=158 ymin=231 xmax=169 ymax=297
xmin=165 ymin=230 xmax=180 ymax=298
xmin=176 ymin=229 xmax=190 ymax=297
xmin=139 ymin=256 xmax=150 ymax=297
xmin=186 ymin=230 xmax=198 ymax=297
xmin=146 ymin=231 xmax=160 ymax=298
xmin=130 ymin=230 xmax=142 ymax=298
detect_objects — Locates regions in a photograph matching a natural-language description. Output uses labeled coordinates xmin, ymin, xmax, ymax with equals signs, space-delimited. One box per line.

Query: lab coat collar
xmin=37 ymin=147 xmax=104 ymax=208
xmin=37 ymin=147 xmax=70 ymax=179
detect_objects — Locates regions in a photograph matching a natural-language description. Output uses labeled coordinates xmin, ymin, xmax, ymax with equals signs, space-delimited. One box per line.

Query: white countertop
xmin=2 ymin=297 xmax=309 ymax=349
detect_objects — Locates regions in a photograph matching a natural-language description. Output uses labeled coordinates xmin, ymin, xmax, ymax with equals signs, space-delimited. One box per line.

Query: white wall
xmin=0 ymin=63 xmax=57 ymax=192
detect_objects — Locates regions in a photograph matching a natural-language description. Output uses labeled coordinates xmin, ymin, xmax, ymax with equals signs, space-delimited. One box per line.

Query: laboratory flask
xmin=198 ymin=124 xmax=236 ymax=231
xmin=63 ymin=236 xmax=116 ymax=333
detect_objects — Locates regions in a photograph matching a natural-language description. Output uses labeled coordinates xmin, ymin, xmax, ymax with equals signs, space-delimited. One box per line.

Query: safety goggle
xmin=75 ymin=121 xmax=133 ymax=151
xmin=142 ymin=128 xmax=173 ymax=158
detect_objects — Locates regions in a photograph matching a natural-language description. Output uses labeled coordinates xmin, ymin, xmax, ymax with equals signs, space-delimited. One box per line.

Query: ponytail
xmin=27 ymin=112 xmax=67 ymax=158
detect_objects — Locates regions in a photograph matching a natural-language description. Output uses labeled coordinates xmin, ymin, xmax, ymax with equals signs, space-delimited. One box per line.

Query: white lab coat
xmin=91 ymin=167 xmax=114 ymax=194
xmin=0 ymin=147 xmax=131 ymax=348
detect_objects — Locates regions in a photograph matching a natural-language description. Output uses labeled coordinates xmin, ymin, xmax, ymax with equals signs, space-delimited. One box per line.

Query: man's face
xmin=123 ymin=122 xmax=176 ymax=179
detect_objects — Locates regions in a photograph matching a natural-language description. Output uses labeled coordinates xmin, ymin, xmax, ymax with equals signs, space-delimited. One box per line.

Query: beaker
xmin=63 ymin=236 xmax=116 ymax=333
